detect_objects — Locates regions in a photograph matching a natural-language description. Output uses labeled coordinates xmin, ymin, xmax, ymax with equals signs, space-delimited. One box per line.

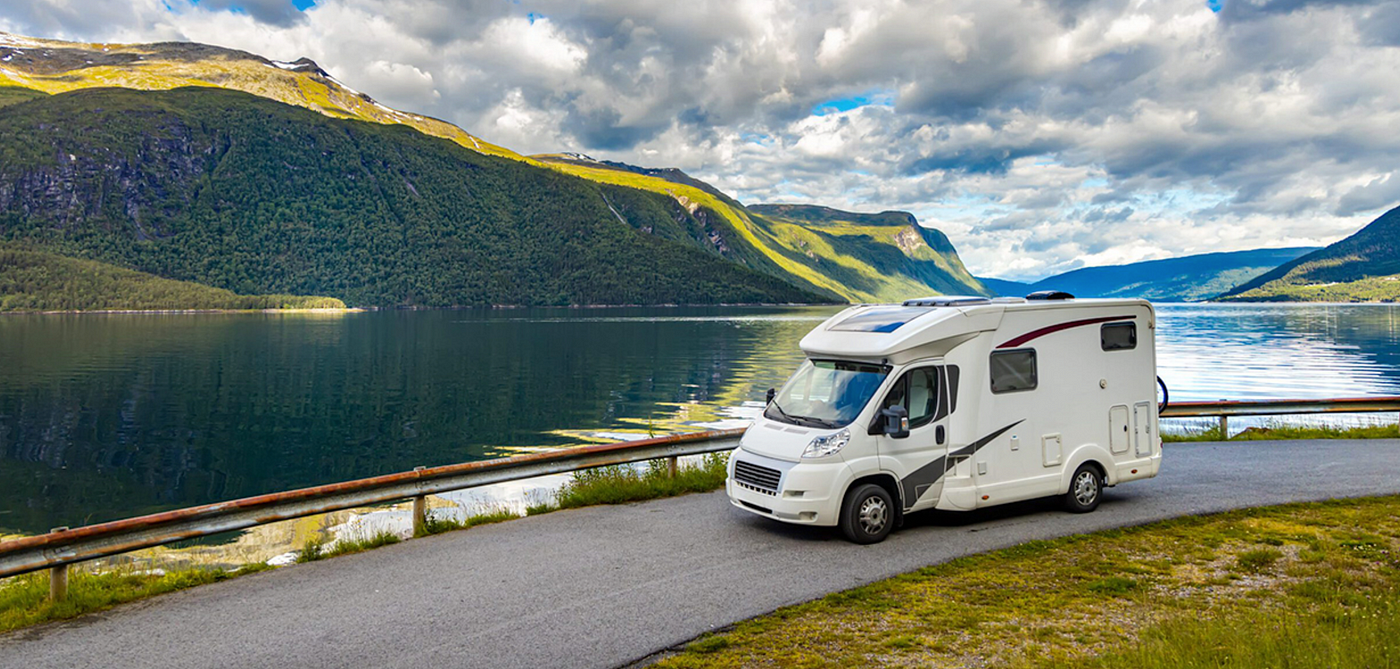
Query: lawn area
xmin=657 ymin=495 xmax=1400 ymax=668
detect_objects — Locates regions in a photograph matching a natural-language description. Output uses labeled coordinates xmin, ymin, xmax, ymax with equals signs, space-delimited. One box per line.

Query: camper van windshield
xmin=765 ymin=360 xmax=889 ymax=428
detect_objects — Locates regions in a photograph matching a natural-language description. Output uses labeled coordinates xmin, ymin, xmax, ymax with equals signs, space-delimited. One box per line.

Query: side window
xmin=880 ymin=367 xmax=944 ymax=427
xmin=1101 ymin=322 xmax=1136 ymax=351
xmin=990 ymin=349 xmax=1037 ymax=393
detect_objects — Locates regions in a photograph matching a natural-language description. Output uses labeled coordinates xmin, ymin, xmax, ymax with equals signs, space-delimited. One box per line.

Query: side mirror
xmin=766 ymin=388 xmax=776 ymax=405
xmin=880 ymin=406 xmax=910 ymax=439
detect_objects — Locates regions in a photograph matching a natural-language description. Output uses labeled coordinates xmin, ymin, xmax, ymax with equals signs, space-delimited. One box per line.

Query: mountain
xmin=982 ymin=247 xmax=1318 ymax=302
xmin=0 ymin=246 xmax=343 ymax=311
xmin=0 ymin=87 xmax=825 ymax=307
xmin=745 ymin=204 xmax=990 ymax=302
xmin=0 ymin=32 xmax=990 ymax=308
xmin=1222 ymin=206 xmax=1400 ymax=302
xmin=0 ymin=32 xmax=519 ymax=159
xmin=977 ymin=276 xmax=1033 ymax=297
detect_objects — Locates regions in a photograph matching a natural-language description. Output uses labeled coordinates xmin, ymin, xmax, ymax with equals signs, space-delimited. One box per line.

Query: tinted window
xmin=1101 ymin=322 xmax=1136 ymax=351
xmin=990 ymin=349 xmax=1037 ymax=393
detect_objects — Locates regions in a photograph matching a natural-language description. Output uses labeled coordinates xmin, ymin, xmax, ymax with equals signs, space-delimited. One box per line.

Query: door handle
xmin=936 ymin=425 xmax=946 ymax=445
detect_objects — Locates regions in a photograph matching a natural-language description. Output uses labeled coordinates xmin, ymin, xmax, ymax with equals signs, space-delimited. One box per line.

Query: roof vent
xmin=1026 ymin=290 xmax=1075 ymax=301
xmin=902 ymin=296 xmax=993 ymax=307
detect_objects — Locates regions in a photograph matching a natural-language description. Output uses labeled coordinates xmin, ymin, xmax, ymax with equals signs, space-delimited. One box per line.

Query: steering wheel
xmin=1157 ymin=376 xmax=1169 ymax=414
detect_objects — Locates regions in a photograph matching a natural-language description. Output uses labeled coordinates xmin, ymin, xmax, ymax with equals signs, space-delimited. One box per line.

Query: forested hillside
xmin=0 ymin=246 xmax=344 ymax=311
xmin=1223 ymin=206 xmax=1400 ymax=302
xmin=0 ymin=87 xmax=827 ymax=307
xmin=0 ymin=31 xmax=994 ymax=308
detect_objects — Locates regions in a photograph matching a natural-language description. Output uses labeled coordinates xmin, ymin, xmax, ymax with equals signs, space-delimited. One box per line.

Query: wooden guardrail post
xmin=667 ymin=456 xmax=678 ymax=478
xmin=1219 ymin=415 xmax=1229 ymax=439
xmin=411 ymin=467 xmax=427 ymax=536
xmin=48 ymin=527 xmax=69 ymax=602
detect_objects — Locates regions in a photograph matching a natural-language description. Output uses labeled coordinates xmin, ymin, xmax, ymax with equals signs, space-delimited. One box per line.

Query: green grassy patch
xmin=297 ymin=530 xmax=401 ymax=562
xmin=417 ymin=507 xmax=520 ymax=537
xmin=654 ymin=496 xmax=1400 ymax=669
xmin=551 ymin=453 xmax=728 ymax=510
xmin=0 ymin=563 xmax=272 ymax=633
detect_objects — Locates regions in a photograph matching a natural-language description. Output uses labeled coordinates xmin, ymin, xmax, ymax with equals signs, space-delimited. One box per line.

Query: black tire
xmin=839 ymin=483 xmax=895 ymax=544
xmin=1063 ymin=464 xmax=1103 ymax=513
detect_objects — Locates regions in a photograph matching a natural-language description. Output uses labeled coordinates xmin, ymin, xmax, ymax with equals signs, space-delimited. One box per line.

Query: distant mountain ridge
xmin=979 ymin=247 xmax=1319 ymax=302
xmin=1222 ymin=206 xmax=1400 ymax=302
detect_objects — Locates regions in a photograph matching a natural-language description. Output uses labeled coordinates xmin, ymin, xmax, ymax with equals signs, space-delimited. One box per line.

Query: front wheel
xmin=839 ymin=484 xmax=895 ymax=544
xmin=1063 ymin=465 xmax=1103 ymax=513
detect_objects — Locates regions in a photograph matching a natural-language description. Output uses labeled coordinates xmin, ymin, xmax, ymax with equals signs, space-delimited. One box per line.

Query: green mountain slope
xmin=746 ymin=204 xmax=990 ymax=302
xmin=1223 ymin=206 xmax=1400 ymax=302
xmin=0 ymin=87 xmax=826 ymax=307
xmin=0 ymin=246 xmax=343 ymax=311
xmin=0 ymin=32 xmax=519 ymax=159
xmin=981 ymin=247 xmax=1318 ymax=301
xmin=0 ymin=31 xmax=988 ymax=307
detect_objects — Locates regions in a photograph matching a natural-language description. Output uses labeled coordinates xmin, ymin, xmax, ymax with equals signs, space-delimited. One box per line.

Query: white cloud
xmin=2 ymin=0 xmax=1398 ymax=280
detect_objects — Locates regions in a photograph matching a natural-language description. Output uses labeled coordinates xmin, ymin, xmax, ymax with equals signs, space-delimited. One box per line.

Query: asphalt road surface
xmin=4 ymin=439 xmax=1400 ymax=669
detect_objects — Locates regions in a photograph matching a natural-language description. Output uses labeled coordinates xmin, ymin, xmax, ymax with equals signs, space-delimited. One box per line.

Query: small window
xmin=1101 ymin=322 xmax=1136 ymax=351
xmin=990 ymin=349 xmax=1037 ymax=393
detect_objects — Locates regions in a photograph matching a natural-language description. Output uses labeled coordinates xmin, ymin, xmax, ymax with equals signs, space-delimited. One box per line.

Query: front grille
xmin=734 ymin=460 xmax=781 ymax=492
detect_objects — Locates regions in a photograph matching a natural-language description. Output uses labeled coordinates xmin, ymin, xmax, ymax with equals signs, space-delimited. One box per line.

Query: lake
xmin=3 ymin=303 xmax=1399 ymax=535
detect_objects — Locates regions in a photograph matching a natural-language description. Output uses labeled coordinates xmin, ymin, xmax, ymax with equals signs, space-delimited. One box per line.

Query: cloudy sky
xmin=3 ymin=0 xmax=1397 ymax=280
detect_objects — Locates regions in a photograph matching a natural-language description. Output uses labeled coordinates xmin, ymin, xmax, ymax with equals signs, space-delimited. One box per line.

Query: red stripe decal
xmin=996 ymin=315 xmax=1136 ymax=349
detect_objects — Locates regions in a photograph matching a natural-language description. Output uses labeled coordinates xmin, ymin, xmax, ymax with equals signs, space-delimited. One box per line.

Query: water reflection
xmin=1 ymin=303 xmax=1398 ymax=536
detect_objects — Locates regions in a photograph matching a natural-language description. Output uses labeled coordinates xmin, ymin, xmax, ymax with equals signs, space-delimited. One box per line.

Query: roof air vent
xmin=1026 ymin=290 xmax=1075 ymax=300
xmin=902 ymin=296 xmax=993 ymax=307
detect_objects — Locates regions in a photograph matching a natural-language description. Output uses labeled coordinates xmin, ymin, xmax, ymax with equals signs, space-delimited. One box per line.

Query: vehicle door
xmin=875 ymin=365 xmax=953 ymax=512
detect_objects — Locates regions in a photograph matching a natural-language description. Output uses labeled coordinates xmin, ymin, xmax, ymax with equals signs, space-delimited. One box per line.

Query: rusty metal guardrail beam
xmin=0 ymin=428 xmax=743 ymax=582
xmin=1161 ymin=396 xmax=1400 ymax=418
xmin=3 ymin=396 xmax=1398 ymax=594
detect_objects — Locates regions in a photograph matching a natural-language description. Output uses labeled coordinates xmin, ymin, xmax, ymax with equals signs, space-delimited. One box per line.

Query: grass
xmin=0 ymin=563 xmax=272 ymax=633
xmin=297 ymin=530 xmax=401 ymax=563
xmin=654 ymin=495 xmax=1400 ymax=669
xmin=550 ymin=453 xmax=729 ymax=510
xmin=1163 ymin=422 xmax=1400 ymax=442
xmin=416 ymin=507 xmax=520 ymax=537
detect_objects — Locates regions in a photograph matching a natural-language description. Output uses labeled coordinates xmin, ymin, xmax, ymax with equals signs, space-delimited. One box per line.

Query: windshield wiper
xmin=767 ymin=403 xmax=837 ymax=429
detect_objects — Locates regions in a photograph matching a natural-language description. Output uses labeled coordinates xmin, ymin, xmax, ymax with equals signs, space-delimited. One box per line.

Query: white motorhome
xmin=726 ymin=293 xmax=1164 ymax=544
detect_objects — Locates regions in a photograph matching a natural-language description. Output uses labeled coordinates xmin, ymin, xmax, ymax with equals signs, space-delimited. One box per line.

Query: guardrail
xmin=1160 ymin=396 xmax=1400 ymax=436
xmin=0 ymin=428 xmax=744 ymax=599
xmin=4 ymin=395 xmax=1399 ymax=601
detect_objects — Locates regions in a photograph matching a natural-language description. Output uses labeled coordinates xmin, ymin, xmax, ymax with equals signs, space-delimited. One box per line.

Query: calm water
xmin=2 ymin=303 xmax=1399 ymax=534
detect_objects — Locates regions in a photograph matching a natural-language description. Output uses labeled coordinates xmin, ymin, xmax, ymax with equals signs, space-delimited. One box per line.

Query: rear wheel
xmin=840 ymin=484 xmax=895 ymax=544
xmin=1063 ymin=464 xmax=1103 ymax=513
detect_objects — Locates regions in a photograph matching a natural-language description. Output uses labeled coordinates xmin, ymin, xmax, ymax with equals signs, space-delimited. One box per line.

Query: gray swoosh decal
xmin=899 ymin=420 xmax=1024 ymax=510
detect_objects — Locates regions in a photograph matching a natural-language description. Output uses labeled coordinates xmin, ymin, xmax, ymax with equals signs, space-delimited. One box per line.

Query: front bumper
xmin=726 ymin=448 xmax=848 ymax=527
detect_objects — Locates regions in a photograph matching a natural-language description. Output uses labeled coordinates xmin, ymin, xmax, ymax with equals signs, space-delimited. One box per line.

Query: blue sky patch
xmin=810 ymin=91 xmax=895 ymax=116
xmin=1207 ymin=0 xmax=1223 ymax=12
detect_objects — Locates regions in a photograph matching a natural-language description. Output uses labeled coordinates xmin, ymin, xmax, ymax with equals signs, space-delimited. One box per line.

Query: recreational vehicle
xmin=726 ymin=294 xmax=1164 ymax=544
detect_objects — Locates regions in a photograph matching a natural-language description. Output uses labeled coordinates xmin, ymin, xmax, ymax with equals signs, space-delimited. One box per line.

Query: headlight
xmin=802 ymin=428 xmax=851 ymax=459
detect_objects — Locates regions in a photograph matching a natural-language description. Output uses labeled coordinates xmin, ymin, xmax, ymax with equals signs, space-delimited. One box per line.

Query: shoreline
xmin=0 ymin=302 xmax=845 ymax=315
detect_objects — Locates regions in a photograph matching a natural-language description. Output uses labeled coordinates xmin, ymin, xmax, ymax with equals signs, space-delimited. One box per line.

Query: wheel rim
xmin=858 ymin=495 xmax=888 ymax=535
xmin=1074 ymin=471 xmax=1099 ymax=506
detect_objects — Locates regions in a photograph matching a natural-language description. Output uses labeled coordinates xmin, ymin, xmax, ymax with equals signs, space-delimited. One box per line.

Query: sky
xmin=2 ymin=0 xmax=1398 ymax=280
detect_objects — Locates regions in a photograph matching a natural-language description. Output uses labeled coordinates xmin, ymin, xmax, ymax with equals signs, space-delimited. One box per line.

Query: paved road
xmin=4 ymin=439 xmax=1400 ymax=669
